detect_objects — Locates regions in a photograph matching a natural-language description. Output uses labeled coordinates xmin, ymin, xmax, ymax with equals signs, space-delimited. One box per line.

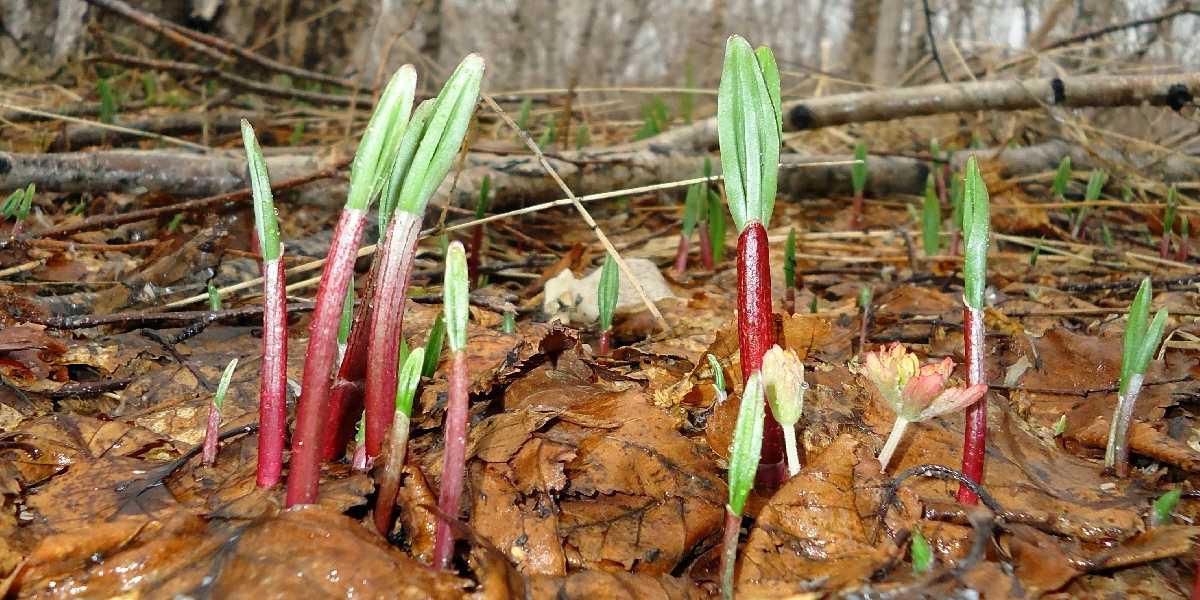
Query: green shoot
xmin=1053 ymin=414 xmax=1068 ymax=437
xmin=851 ymin=141 xmax=868 ymax=198
xmin=1152 ymin=488 xmax=1182 ymax=527
xmin=516 ymin=98 xmax=532 ymax=130
xmin=289 ymin=120 xmax=306 ymax=146
xmin=707 ymin=191 xmax=726 ymax=263
xmin=1102 ymin=222 xmax=1115 ymax=250
xmin=501 ymin=311 xmax=516 ymax=334
xmin=575 ymin=124 xmax=591 ymax=149
xmin=910 ymin=526 xmax=934 ymax=574
xmin=922 ymin=174 xmax=942 ymax=257
xmin=961 ymin=157 xmax=991 ymax=310
xmin=537 ymin=117 xmax=557 ymax=147
xmin=1051 ymin=156 xmax=1071 ymax=200
xmin=421 ymin=315 xmax=447 ymax=378
xmin=346 ymin=65 xmax=418 ymax=212
xmin=597 ymin=254 xmax=619 ymax=355
xmin=708 ymin=354 xmax=726 ymax=399
xmin=207 ymin=283 xmax=221 ymax=311
xmin=957 ymin=156 xmax=991 ymax=505
xmin=1 ymin=183 xmax=34 ymax=222
xmin=202 ymin=357 xmax=239 ymax=466
xmin=97 ymin=78 xmax=117 ymax=124
xmin=444 ymin=243 xmax=469 ymax=354
xmin=1106 ymin=278 xmax=1170 ymax=475
xmin=167 ymin=213 xmax=184 ymax=232
xmin=784 ymin=228 xmax=797 ymax=293
xmin=721 ymin=371 xmax=766 ymax=600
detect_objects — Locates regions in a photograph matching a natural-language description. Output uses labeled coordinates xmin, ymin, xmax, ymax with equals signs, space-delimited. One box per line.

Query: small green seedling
xmin=2 ymin=183 xmax=34 ymax=222
xmin=850 ymin=141 xmax=868 ymax=228
xmin=1151 ymin=488 xmax=1182 ymax=527
xmin=516 ymin=98 xmax=532 ymax=131
xmin=432 ymin=241 xmax=472 ymax=568
xmin=1051 ymin=156 xmax=1071 ymax=200
xmin=958 ymin=156 xmax=991 ymax=505
xmin=922 ymin=173 xmax=942 ymax=257
xmin=910 ymin=526 xmax=934 ymax=574
xmin=97 ymin=78 xmax=117 ymax=124
xmin=708 ymin=354 xmax=726 ymax=401
xmin=202 ymin=357 xmax=239 ymax=466
xmin=674 ymin=182 xmax=704 ymax=276
xmin=537 ymin=117 xmax=557 ymax=147
xmin=721 ymin=371 xmax=766 ymax=600
xmin=596 ymin=254 xmax=619 ymax=355
xmin=1106 ymin=278 xmax=1169 ymax=476
xmin=706 ymin=157 xmax=726 ymax=263
xmin=1053 ymin=414 xmax=1068 ymax=437
xmin=575 ymin=124 xmax=591 ymax=149
xmin=1072 ymin=168 xmax=1108 ymax=237
xmin=207 ymin=283 xmax=222 ymax=311
xmin=501 ymin=311 xmax=516 ymax=334
xmin=1161 ymin=185 xmax=1178 ymax=258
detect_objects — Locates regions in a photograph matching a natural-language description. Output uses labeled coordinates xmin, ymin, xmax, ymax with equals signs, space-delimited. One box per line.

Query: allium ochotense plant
xmin=1105 ymin=278 xmax=1168 ymax=477
xmin=285 ymin=65 xmax=418 ymax=507
xmin=1051 ymin=156 xmax=1071 ymax=201
xmin=862 ymin=343 xmax=986 ymax=471
xmin=957 ymin=156 xmax=991 ymax=505
xmin=363 ymin=55 xmax=484 ymax=465
xmin=241 ymin=120 xmax=288 ymax=488
xmin=762 ymin=346 xmax=805 ymax=477
xmin=674 ymin=182 xmax=704 ymax=276
xmin=910 ymin=526 xmax=934 ymax=574
xmin=596 ymin=253 xmax=619 ymax=356
xmin=850 ymin=141 xmax=868 ymax=229
xmin=922 ymin=173 xmax=942 ymax=257
xmin=709 ymin=354 xmax=727 ymax=403
xmin=202 ymin=358 xmax=239 ymax=467
xmin=422 ymin=315 xmax=447 ymax=378
xmin=1152 ymin=488 xmax=1182 ymax=527
xmin=721 ymin=371 xmax=765 ymax=600
xmin=718 ymin=35 xmax=787 ymax=488
xmin=373 ymin=346 xmax=424 ymax=534
xmin=1072 ymin=168 xmax=1107 ymax=238
xmin=432 ymin=241 xmax=471 ymax=569
xmin=948 ymin=170 xmax=964 ymax=255
xmin=2 ymin=183 xmax=34 ymax=239
xmin=1161 ymin=185 xmax=1178 ymax=259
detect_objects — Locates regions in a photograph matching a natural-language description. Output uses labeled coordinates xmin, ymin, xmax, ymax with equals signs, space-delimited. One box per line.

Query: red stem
xmin=364 ymin=212 xmax=422 ymax=459
xmin=352 ymin=442 xmax=368 ymax=471
xmin=956 ymin=305 xmax=987 ymax=504
xmin=202 ymin=401 xmax=221 ymax=467
xmin=432 ymin=350 xmax=470 ymax=569
xmin=1192 ymin=559 xmax=1200 ymax=600
xmin=373 ymin=412 xmax=411 ymax=534
xmin=737 ymin=223 xmax=786 ymax=489
xmin=319 ymin=252 xmax=383 ymax=462
xmin=1178 ymin=235 xmax=1190 ymax=262
xmin=673 ymin=234 xmax=690 ymax=277
xmin=1160 ymin=231 xmax=1171 ymax=259
xmin=597 ymin=329 xmax=612 ymax=356
xmin=285 ymin=208 xmax=366 ymax=507
xmin=949 ymin=230 xmax=962 ymax=256
xmin=698 ymin=225 xmax=714 ymax=270
xmin=851 ymin=190 xmax=864 ymax=229
xmin=467 ymin=225 xmax=484 ymax=284
xmin=719 ymin=508 xmax=740 ymax=600
xmin=935 ymin=166 xmax=947 ymax=206
xmin=858 ymin=305 xmax=870 ymax=355
xmin=256 ymin=258 xmax=288 ymax=487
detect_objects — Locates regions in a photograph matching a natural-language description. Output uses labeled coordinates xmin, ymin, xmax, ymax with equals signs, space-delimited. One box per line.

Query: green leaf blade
xmin=444 ymin=241 xmax=470 ymax=352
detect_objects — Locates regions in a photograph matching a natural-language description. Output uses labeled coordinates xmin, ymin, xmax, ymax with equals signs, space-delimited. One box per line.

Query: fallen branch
xmin=51 ymin=111 xmax=258 ymax=150
xmin=640 ymin=72 xmax=1200 ymax=151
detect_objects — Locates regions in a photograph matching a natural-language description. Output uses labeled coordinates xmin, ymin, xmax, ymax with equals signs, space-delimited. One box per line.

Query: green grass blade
xmin=922 ymin=174 xmax=942 ymax=257
xmin=444 ymin=241 xmax=470 ymax=352
xmin=1051 ymin=156 xmax=1071 ymax=199
xmin=394 ymin=347 xmax=426 ymax=417
xmin=421 ymin=315 xmax=446 ymax=378
xmin=961 ymin=156 xmax=990 ymax=309
xmin=240 ymin=120 xmax=282 ymax=261
xmin=597 ymin=254 xmax=619 ymax=332
xmin=1120 ymin=278 xmax=1153 ymax=394
xmin=213 ymin=357 xmax=239 ymax=409
xmin=851 ymin=142 xmax=868 ymax=196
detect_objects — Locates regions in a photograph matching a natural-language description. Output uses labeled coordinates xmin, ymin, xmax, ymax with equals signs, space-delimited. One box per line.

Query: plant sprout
xmin=911 ymin=526 xmax=934 ymax=574
xmin=1160 ymin=185 xmax=1178 ymax=259
xmin=501 ymin=310 xmax=516 ymax=334
xmin=1106 ymin=278 xmax=1169 ymax=477
xmin=784 ymin=229 xmax=797 ymax=314
xmin=721 ymin=371 xmax=765 ymax=600
xmin=363 ymin=55 xmax=483 ymax=464
xmin=373 ymin=346 xmax=425 ymax=534
xmin=697 ymin=161 xmax=716 ymax=270
xmin=957 ymin=156 xmax=991 ymax=505
xmin=2 ymin=183 xmax=34 ymax=239
xmin=948 ymin=171 xmax=964 ymax=255
xmin=709 ymin=353 xmax=727 ymax=403
xmin=202 ymin=358 xmax=239 ymax=467
xmin=718 ymin=35 xmax=787 ymax=488
xmin=206 ymin=283 xmax=221 ymax=311
xmin=858 ymin=285 xmax=873 ymax=354
xmin=1051 ymin=156 xmax=1071 ymax=201
xmin=850 ymin=141 xmax=868 ymax=229
xmin=762 ymin=345 xmax=805 ymax=477
xmin=1178 ymin=215 xmax=1190 ymax=261
xmin=516 ymin=97 xmax=532 ymax=131
xmin=1071 ymin=168 xmax=1107 ymax=238
xmin=674 ymin=182 xmax=704 ymax=276
xmin=241 ymin=120 xmax=288 ymax=489
xmin=708 ymin=184 xmax=726 ymax=264
xmin=1151 ymin=488 xmax=1182 ymax=527
xmin=863 ymin=343 xmax=986 ymax=471
xmin=922 ymin=174 xmax=942 ymax=257
xmin=97 ymin=78 xmax=117 ymax=124
xmin=596 ymin=254 xmax=619 ymax=356
xmin=432 ymin=241 xmax=471 ymax=569
xmin=285 ymin=64 xmax=418 ymax=507
xmin=575 ymin=124 xmax=591 ymax=149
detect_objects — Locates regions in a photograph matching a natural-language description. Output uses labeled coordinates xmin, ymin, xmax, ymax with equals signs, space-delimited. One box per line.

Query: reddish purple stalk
xmin=202 ymin=400 xmax=221 ymax=467
xmin=364 ymin=211 xmax=422 ymax=459
xmin=673 ymin=235 xmax=690 ymax=277
xmin=956 ymin=306 xmax=986 ymax=504
xmin=320 ymin=298 xmax=371 ymax=462
xmin=858 ymin=304 xmax=870 ymax=355
xmin=597 ymin=329 xmax=612 ymax=356
xmin=374 ymin=412 xmax=412 ymax=534
xmin=737 ymin=223 xmax=786 ymax=488
xmin=1160 ymin=232 xmax=1172 ymax=259
xmin=285 ymin=209 xmax=367 ymax=507
xmin=719 ymin=508 xmax=740 ymax=600
xmin=432 ymin=350 xmax=470 ymax=568
xmin=851 ymin=191 xmax=864 ymax=230
xmin=698 ymin=225 xmax=715 ymax=270
xmin=256 ymin=258 xmax=288 ymax=487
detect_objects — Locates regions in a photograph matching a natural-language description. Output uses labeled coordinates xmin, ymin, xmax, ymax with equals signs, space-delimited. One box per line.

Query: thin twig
xmin=0 ymin=102 xmax=209 ymax=152
xmin=921 ymin=0 xmax=951 ymax=83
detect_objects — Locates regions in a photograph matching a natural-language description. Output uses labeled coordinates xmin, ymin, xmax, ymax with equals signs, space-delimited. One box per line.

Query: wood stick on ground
xmin=51 ymin=111 xmax=258 ymax=151
xmin=0 ymin=102 xmax=209 ymax=152
xmin=641 ymin=72 xmax=1200 ymax=151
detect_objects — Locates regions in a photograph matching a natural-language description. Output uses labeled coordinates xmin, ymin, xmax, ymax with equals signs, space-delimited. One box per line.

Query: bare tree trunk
xmin=872 ymin=0 xmax=904 ymax=85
